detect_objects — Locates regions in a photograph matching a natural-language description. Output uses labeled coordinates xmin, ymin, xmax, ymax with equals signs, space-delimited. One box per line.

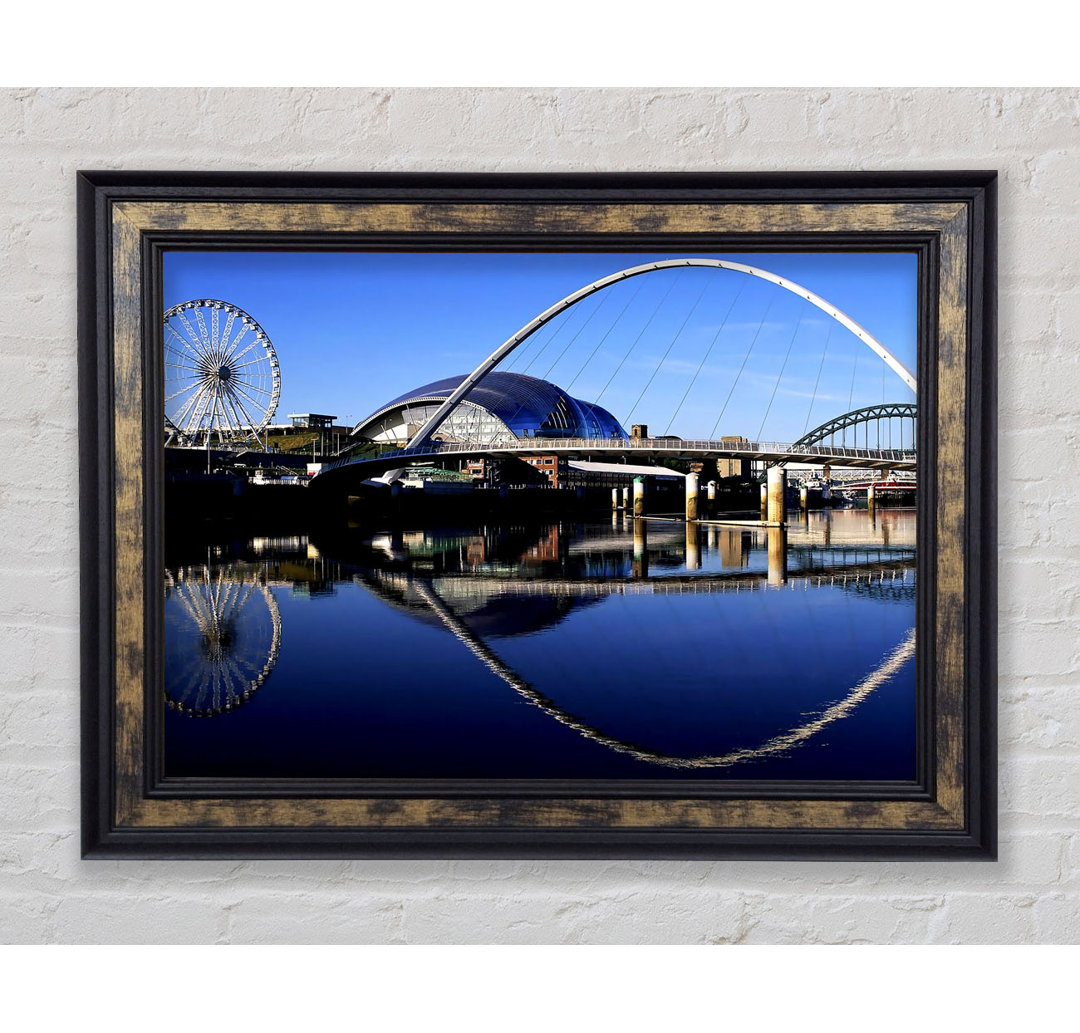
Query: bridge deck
xmin=318 ymin=436 xmax=916 ymax=480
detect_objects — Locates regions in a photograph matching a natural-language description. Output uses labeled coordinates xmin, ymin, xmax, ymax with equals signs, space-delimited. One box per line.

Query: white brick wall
xmin=1 ymin=87 xmax=1077 ymax=944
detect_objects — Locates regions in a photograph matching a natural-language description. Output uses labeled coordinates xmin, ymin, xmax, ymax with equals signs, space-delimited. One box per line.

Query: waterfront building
xmin=717 ymin=435 xmax=752 ymax=479
xmin=351 ymin=371 xmax=627 ymax=447
xmin=465 ymin=454 xmax=563 ymax=486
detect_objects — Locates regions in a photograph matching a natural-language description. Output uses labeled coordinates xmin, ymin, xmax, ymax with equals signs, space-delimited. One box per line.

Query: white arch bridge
xmin=317 ymin=257 xmax=917 ymax=486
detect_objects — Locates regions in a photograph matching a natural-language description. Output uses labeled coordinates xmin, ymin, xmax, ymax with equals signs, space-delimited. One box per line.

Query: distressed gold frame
xmin=79 ymin=173 xmax=996 ymax=857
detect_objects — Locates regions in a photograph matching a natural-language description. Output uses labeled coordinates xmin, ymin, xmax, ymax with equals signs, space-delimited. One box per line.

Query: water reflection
xmin=163 ymin=509 xmax=917 ymax=780
xmin=164 ymin=567 xmax=282 ymax=717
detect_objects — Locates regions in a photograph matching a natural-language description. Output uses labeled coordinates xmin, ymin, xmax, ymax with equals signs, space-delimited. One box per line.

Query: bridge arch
xmin=401 ymin=258 xmax=918 ymax=451
xmin=792 ymin=402 xmax=918 ymax=451
xmin=396 ymin=574 xmax=917 ymax=770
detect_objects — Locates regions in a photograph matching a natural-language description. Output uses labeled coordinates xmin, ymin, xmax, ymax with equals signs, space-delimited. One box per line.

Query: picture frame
xmin=78 ymin=171 xmax=996 ymax=858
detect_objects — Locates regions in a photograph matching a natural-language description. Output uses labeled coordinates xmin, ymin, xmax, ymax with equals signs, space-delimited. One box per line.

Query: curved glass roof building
xmin=353 ymin=371 xmax=627 ymax=445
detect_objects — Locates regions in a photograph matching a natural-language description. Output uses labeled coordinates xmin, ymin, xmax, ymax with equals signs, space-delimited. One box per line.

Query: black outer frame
xmin=78 ymin=171 xmax=997 ymax=859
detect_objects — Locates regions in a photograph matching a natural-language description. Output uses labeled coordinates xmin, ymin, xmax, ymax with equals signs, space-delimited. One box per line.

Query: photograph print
xmin=161 ymin=248 xmax=919 ymax=785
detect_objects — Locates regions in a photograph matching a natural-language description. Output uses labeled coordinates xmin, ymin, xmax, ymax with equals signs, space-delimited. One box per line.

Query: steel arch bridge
xmin=400 ymin=257 xmax=918 ymax=453
xmin=791 ymin=402 xmax=918 ymax=452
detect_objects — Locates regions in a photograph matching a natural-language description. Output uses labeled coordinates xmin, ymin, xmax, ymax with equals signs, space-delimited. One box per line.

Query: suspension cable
xmin=594 ymin=272 xmax=682 ymax=407
xmin=565 ymin=279 xmax=646 ymax=393
xmin=624 ymin=275 xmax=711 ymax=426
xmin=542 ymin=288 xmax=612 ymax=380
xmin=497 ymin=291 xmax=614 ymax=439
xmin=710 ymin=297 xmax=775 ymax=440
xmin=501 ymin=316 xmax=544 ymax=373
xmin=503 ymin=294 xmax=571 ymax=374
xmin=663 ymin=281 xmax=746 ymax=436
xmin=756 ymin=309 xmax=806 ymax=440
xmin=520 ymin=304 xmax=578 ymax=375
xmin=801 ymin=324 xmax=833 ymax=437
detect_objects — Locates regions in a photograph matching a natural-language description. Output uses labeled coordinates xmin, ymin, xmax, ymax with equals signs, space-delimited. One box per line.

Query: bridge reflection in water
xmin=163 ymin=509 xmax=917 ymax=781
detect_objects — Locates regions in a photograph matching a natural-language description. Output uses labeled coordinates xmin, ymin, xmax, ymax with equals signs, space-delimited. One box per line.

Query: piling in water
xmin=767 ymin=467 xmax=786 ymax=524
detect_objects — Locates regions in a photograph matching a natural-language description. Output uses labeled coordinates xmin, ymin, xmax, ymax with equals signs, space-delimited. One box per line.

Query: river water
xmin=163 ymin=508 xmax=917 ymax=782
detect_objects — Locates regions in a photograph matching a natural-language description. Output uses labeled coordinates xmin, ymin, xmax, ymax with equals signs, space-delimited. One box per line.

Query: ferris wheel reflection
xmin=163 ymin=565 xmax=282 ymax=717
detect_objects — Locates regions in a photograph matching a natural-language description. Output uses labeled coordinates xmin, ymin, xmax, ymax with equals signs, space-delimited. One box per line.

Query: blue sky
xmin=163 ymin=250 xmax=917 ymax=443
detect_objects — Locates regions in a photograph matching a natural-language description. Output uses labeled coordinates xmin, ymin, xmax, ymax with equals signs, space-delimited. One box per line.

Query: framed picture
xmin=79 ymin=171 xmax=996 ymax=858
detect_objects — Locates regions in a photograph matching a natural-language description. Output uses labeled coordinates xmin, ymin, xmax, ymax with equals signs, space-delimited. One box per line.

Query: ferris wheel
xmin=163 ymin=299 xmax=281 ymax=446
xmin=163 ymin=565 xmax=282 ymax=717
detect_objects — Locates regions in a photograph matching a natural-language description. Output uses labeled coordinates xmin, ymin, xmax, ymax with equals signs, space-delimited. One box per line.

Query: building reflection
xmin=166 ymin=510 xmax=916 ymax=618
xmin=164 ymin=512 xmax=916 ymax=691
xmin=164 ymin=510 xmax=917 ymax=774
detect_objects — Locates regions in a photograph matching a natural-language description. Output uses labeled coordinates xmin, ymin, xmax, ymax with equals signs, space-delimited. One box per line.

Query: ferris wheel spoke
xmin=176 ymin=311 xmax=205 ymax=351
xmin=226 ymin=388 xmax=258 ymax=433
xmin=186 ymin=383 xmax=218 ymax=434
xmin=215 ymin=389 xmax=243 ymax=434
xmin=210 ymin=574 xmax=226 ymax=612
xmin=229 ymin=355 xmax=274 ymax=371
xmin=174 ymin=586 xmax=203 ymax=628
xmin=193 ymin=308 xmax=213 ymax=350
xmin=165 ymin=380 xmax=203 ymax=405
xmin=210 ymin=307 xmax=220 ymax=358
xmin=225 ymin=395 xmax=262 ymax=438
xmin=231 ymin=386 xmax=272 ymax=413
xmin=228 ymin=395 xmax=268 ymax=437
xmin=230 ymin=651 xmax=262 ymax=678
xmin=229 ymin=336 xmax=269 ymax=365
xmin=191 ymin=673 xmax=213 ymax=711
xmin=164 ymin=345 xmax=205 ymax=372
xmin=212 ymin=664 xmax=234 ymax=705
xmin=210 ymin=387 xmax=230 ymax=433
xmin=220 ymin=578 xmax=243 ymax=613
xmin=226 ymin=326 xmax=250 ymax=357
xmin=225 ymin=664 xmax=246 ymax=701
xmin=169 ymin=379 xmax=210 ymax=424
xmin=182 ymin=383 xmax=215 ymax=433
xmin=173 ymin=382 xmax=211 ymax=433
xmin=210 ymin=668 xmax=223 ymax=713
xmin=231 ymin=374 xmax=273 ymax=396
xmin=210 ymin=664 xmax=225 ymax=710
xmin=219 ymin=583 xmax=243 ymax=621
xmin=186 ymin=384 xmax=217 ymax=435
xmin=165 ymin=361 xmax=205 ymax=375
xmin=220 ymin=389 xmax=253 ymax=436
xmin=218 ymin=310 xmax=237 ymax=354
xmin=200 ymin=576 xmax=220 ymax=616
xmin=229 ymin=581 xmax=257 ymax=617
xmin=208 ymin=392 xmax=228 ymax=443
xmin=222 ymin=654 xmax=251 ymax=693
xmin=229 ymin=378 xmax=272 ymax=410
xmin=211 ymin=324 xmax=235 ymax=367
xmin=181 ymin=665 xmax=207 ymax=709
xmin=223 ymin=324 xmax=261 ymax=362
xmin=185 ymin=584 xmax=213 ymax=629
xmin=174 ymin=655 xmax=207 ymax=698
xmin=166 ymin=323 xmax=204 ymax=357
xmin=224 ymin=338 xmax=262 ymax=366
xmin=193 ymin=669 xmax=212 ymax=713
xmin=224 ymin=383 xmax=266 ymax=430
xmin=165 ymin=343 xmax=209 ymax=377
